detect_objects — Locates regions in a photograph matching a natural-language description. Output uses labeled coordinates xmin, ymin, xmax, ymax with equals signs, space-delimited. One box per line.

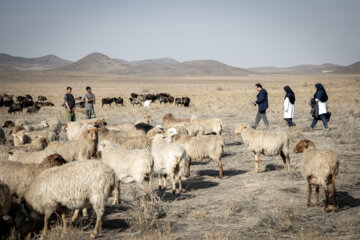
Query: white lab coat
xmin=284 ymin=97 xmax=295 ymax=118
xmin=316 ymin=98 xmax=327 ymax=115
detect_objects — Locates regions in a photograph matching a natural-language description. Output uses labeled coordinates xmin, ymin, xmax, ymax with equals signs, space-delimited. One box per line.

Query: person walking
xmin=311 ymin=83 xmax=328 ymax=129
xmin=252 ymin=83 xmax=269 ymax=130
xmin=64 ymin=86 xmax=76 ymax=122
xmin=84 ymin=86 xmax=96 ymax=119
xmin=283 ymin=86 xmax=296 ymax=127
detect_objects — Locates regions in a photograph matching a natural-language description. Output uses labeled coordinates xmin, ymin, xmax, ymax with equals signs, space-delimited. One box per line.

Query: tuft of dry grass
xmin=188 ymin=209 xmax=205 ymax=219
xmin=204 ymin=231 xmax=236 ymax=240
xmin=225 ymin=199 xmax=242 ymax=213
xmin=296 ymin=230 xmax=328 ymax=240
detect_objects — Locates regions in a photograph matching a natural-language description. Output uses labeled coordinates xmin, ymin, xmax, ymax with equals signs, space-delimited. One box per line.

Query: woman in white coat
xmin=283 ymin=86 xmax=296 ymax=127
xmin=311 ymin=83 xmax=328 ymax=129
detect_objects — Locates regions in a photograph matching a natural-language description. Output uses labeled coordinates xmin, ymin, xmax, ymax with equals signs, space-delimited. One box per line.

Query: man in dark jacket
xmin=252 ymin=83 xmax=269 ymax=129
xmin=64 ymin=86 xmax=76 ymax=122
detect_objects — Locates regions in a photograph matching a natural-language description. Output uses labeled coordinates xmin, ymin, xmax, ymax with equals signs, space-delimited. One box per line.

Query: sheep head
xmin=234 ymin=123 xmax=251 ymax=135
xmin=40 ymin=153 xmax=67 ymax=168
xmin=293 ymin=139 xmax=316 ymax=153
xmin=98 ymin=140 xmax=113 ymax=152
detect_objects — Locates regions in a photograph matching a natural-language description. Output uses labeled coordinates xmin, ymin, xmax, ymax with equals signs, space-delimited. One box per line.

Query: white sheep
xmin=0 ymin=153 xmax=66 ymax=201
xmin=144 ymin=100 xmax=151 ymax=109
xmin=162 ymin=113 xmax=190 ymax=128
xmin=45 ymin=127 xmax=98 ymax=162
xmin=294 ymin=139 xmax=339 ymax=212
xmin=14 ymin=119 xmax=49 ymax=131
xmin=234 ymin=123 xmax=290 ymax=173
xmin=12 ymin=135 xmax=48 ymax=152
xmin=167 ymin=128 xmax=225 ymax=178
xmin=171 ymin=122 xmax=205 ymax=136
xmin=24 ymin=160 xmax=116 ymax=238
xmin=64 ymin=118 xmax=106 ymax=141
xmin=8 ymin=149 xmax=56 ymax=164
xmin=0 ymin=181 xmax=11 ymax=217
xmin=151 ymin=134 xmax=186 ymax=194
xmin=98 ymin=140 xmax=154 ymax=205
xmin=191 ymin=115 xmax=223 ymax=135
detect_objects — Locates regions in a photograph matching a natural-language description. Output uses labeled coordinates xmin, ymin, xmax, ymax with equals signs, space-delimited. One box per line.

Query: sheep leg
xmin=162 ymin=174 xmax=167 ymax=190
xmin=71 ymin=209 xmax=80 ymax=222
xmin=43 ymin=214 xmax=49 ymax=236
xmin=217 ymin=161 xmax=223 ymax=178
xmin=316 ymin=187 xmax=320 ymax=206
xmin=148 ymin=178 xmax=154 ymax=205
xmin=141 ymin=182 xmax=146 ymax=207
xmin=178 ymin=175 xmax=183 ymax=193
xmin=91 ymin=214 xmax=103 ymax=239
xmin=254 ymin=154 xmax=259 ymax=173
xmin=280 ymin=151 xmax=290 ymax=171
xmin=82 ymin=208 xmax=88 ymax=218
xmin=332 ymin=175 xmax=337 ymax=212
xmin=113 ymin=180 xmax=120 ymax=205
xmin=61 ymin=208 xmax=67 ymax=232
xmin=185 ymin=158 xmax=192 ymax=178
xmin=307 ymin=183 xmax=312 ymax=207
xmin=172 ymin=173 xmax=176 ymax=195
xmin=324 ymin=186 xmax=330 ymax=212
xmin=158 ymin=174 xmax=162 ymax=190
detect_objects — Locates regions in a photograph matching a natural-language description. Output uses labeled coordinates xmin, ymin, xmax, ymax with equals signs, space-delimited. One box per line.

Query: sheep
xmin=191 ymin=115 xmax=223 ymax=135
xmin=167 ymin=129 xmax=225 ymax=178
xmin=64 ymin=118 xmax=106 ymax=140
xmin=46 ymin=127 xmax=98 ymax=162
xmin=151 ymin=134 xmax=186 ymax=194
xmin=7 ymin=125 xmax=25 ymax=144
xmin=13 ymin=136 xmax=48 ymax=152
xmin=172 ymin=121 xmax=205 ymax=136
xmin=162 ymin=113 xmax=190 ymax=127
xmin=18 ymin=128 xmax=57 ymax=142
xmin=144 ymin=99 xmax=151 ymax=108
xmin=0 ymin=181 xmax=11 ymax=217
xmin=98 ymin=140 xmax=154 ymax=205
xmin=234 ymin=123 xmax=290 ymax=173
xmin=294 ymin=139 xmax=339 ymax=212
xmin=0 ymin=153 xmax=66 ymax=201
xmin=106 ymin=123 xmax=137 ymax=132
xmin=99 ymin=126 xmax=164 ymax=151
xmin=3 ymin=120 xmax=15 ymax=128
xmin=0 ymin=127 xmax=5 ymax=144
xmin=24 ymin=160 xmax=116 ymax=238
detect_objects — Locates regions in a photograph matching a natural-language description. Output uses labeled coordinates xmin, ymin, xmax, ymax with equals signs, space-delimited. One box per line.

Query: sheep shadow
xmin=264 ymin=164 xmax=285 ymax=172
xmin=197 ymin=169 xmax=247 ymax=177
xmin=226 ymin=141 xmax=242 ymax=147
xmin=222 ymin=152 xmax=237 ymax=158
xmin=332 ymin=191 xmax=360 ymax=210
xmin=190 ymin=161 xmax=209 ymax=166
xmin=102 ymin=218 xmax=129 ymax=231
xmin=157 ymin=190 xmax=195 ymax=202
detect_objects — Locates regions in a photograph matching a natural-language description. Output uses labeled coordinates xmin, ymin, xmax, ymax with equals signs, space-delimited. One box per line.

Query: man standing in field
xmin=252 ymin=83 xmax=269 ymax=130
xmin=84 ymin=86 xmax=96 ymax=119
xmin=64 ymin=86 xmax=76 ymax=122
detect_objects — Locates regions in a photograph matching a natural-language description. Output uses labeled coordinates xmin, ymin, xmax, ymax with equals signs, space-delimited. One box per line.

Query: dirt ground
xmin=0 ymin=72 xmax=360 ymax=239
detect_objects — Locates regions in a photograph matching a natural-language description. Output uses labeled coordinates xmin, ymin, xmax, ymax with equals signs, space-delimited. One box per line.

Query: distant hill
xmin=249 ymin=63 xmax=343 ymax=74
xmin=335 ymin=61 xmax=360 ymax=74
xmin=129 ymin=58 xmax=180 ymax=66
xmin=0 ymin=53 xmax=72 ymax=71
xmin=58 ymin=52 xmax=132 ymax=73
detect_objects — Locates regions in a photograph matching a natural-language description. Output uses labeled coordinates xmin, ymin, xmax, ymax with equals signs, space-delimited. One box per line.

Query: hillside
xmin=335 ymin=61 xmax=360 ymax=74
xmin=249 ymin=63 xmax=343 ymax=74
xmin=0 ymin=53 xmax=71 ymax=71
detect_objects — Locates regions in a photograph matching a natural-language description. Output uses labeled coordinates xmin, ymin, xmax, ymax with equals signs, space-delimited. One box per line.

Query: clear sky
xmin=0 ymin=0 xmax=359 ymax=68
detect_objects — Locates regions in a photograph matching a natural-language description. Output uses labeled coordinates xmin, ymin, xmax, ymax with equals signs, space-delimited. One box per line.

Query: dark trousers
xmin=253 ymin=111 xmax=269 ymax=129
xmin=311 ymin=114 xmax=328 ymax=128
xmin=284 ymin=118 xmax=295 ymax=127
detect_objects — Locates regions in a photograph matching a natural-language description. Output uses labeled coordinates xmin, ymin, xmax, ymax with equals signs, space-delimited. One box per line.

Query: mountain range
xmin=0 ymin=52 xmax=359 ymax=75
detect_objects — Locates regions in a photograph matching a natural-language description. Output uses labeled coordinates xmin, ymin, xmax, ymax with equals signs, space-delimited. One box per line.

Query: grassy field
xmin=1 ymin=72 xmax=360 ymax=239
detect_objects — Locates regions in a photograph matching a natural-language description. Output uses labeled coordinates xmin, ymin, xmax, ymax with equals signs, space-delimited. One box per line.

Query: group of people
xmin=252 ymin=83 xmax=329 ymax=130
xmin=64 ymin=86 xmax=96 ymax=122
xmin=63 ymin=83 xmax=330 ymax=130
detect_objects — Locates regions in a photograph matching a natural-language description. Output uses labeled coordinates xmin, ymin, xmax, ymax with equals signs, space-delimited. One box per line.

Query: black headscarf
xmin=314 ymin=83 xmax=328 ymax=102
xmin=284 ymin=86 xmax=295 ymax=104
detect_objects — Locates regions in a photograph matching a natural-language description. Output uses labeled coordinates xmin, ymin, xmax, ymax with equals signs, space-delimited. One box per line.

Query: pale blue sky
xmin=0 ymin=0 xmax=359 ymax=67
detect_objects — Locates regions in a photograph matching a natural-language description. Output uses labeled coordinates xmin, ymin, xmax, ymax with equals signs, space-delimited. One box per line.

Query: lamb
xmin=151 ymin=134 xmax=186 ymax=194
xmin=294 ymin=139 xmax=339 ymax=212
xmin=191 ymin=115 xmax=223 ymax=135
xmin=0 ymin=153 xmax=66 ymax=201
xmin=46 ymin=127 xmax=98 ymax=162
xmin=19 ymin=128 xmax=57 ymax=142
xmin=0 ymin=127 xmax=5 ymax=144
xmin=162 ymin=113 xmax=190 ymax=127
xmin=0 ymin=181 xmax=11 ymax=217
xmin=172 ymin=121 xmax=205 ymax=136
xmin=168 ymin=129 xmax=225 ymax=178
xmin=234 ymin=123 xmax=290 ymax=173
xmin=98 ymin=140 xmax=154 ymax=205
